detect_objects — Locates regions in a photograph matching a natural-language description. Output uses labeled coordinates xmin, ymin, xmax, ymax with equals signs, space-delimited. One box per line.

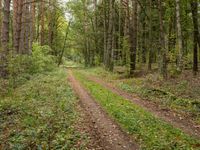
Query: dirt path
xmin=86 ymin=75 xmax=200 ymax=139
xmin=68 ymin=70 xmax=139 ymax=150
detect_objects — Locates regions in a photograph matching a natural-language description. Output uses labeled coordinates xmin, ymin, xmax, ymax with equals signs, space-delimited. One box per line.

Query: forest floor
xmin=67 ymin=64 xmax=200 ymax=149
xmin=1 ymin=62 xmax=200 ymax=149
xmin=0 ymin=68 xmax=103 ymax=149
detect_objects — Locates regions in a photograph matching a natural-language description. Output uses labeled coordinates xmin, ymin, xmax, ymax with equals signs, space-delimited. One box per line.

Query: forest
xmin=0 ymin=0 xmax=200 ymax=149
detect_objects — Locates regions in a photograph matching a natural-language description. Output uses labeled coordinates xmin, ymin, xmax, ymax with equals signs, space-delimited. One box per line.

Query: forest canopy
xmin=0 ymin=0 xmax=199 ymax=80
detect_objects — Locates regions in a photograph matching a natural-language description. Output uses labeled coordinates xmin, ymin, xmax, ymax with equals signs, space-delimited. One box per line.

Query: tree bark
xmin=30 ymin=0 xmax=36 ymax=52
xmin=0 ymin=0 xmax=11 ymax=77
xmin=106 ymin=0 xmax=115 ymax=71
xmin=158 ymin=0 xmax=167 ymax=78
xmin=40 ymin=0 xmax=45 ymax=45
xmin=148 ymin=0 xmax=152 ymax=70
xmin=190 ymin=0 xmax=199 ymax=75
xmin=103 ymin=0 xmax=108 ymax=66
xmin=175 ymin=0 xmax=184 ymax=71
xmin=130 ymin=0 xmax=138 ymax=75
xmin=0 ymin=0 xmax=2 ymax=47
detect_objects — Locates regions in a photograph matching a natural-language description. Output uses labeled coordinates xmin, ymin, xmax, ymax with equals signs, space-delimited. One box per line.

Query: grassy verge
xmin=78 ymin=67 xmax=200 ymax=124
xmin=0 ymin=69 xmax=87 ymax=149
xmin=74 ymin=70 xmax=200 ymax=150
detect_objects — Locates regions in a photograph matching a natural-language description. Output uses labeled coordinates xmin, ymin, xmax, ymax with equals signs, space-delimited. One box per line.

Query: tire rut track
xmin=68 ymin=70 xmax=139 ymax=150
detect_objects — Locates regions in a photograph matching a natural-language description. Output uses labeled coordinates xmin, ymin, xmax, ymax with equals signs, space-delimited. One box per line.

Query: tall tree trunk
xmin=0 ymin=0 xmax=11 ymax=77
xmin=13 ymin=0 xmax=18 ymax=52
xmin=24 ymin=0 xmax=31 ymax=54
xmin=190 ymin=0 xmax=199 ymax=75
xmin=30 ymin=0 xmax=36 ymax=51
xmin=141 ymin=19 xmax=146 ymax=63
xmin=130 ymin=0 xmax=138 ymax=75
xmin=0 ymin=0 xmax=2 ymax=47
xmin=106 ymin=0 xmax=115 ymax=71
xmin=117 ymin=0 xmax=122 ymax=63
xmin=176 ymin=0 xmax=184 ymax=71
xmin=122 ymin=0 xmax=130 ymax=65
xmin=19 ymin=0 xmax=26 ymax=54
xmin=92 ymin=0 xmax=97 ymax=66
xmin=158 ymin=0 xmax=167 ymax=78
xmin=103 ymin=0 xmax=108 ymax=66
xmin=148 ymin=0 xmax=152 ymax=70
xmin=13 ymin=0 xmax=23 ymax=53
xmin=40 ymin=0 xmax=45 ymax=45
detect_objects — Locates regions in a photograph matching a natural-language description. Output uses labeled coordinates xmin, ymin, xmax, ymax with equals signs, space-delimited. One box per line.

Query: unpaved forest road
xmin=87 ymin=75 xmax=200 ymax=139
xmin=68 ymin=70 xmax=139 ymax=150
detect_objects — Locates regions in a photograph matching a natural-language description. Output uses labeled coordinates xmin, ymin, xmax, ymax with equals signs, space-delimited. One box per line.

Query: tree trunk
xmin=24 ymin=0 xmax=31 ymax=54
xmin=190 ymin=0 xmax=199 ymax=75
xmin=158 ymin=0 xmax=167 ymax=79
xmin=0 ymin=0 xmax=11 ymax=77
xmin=103 ymin=0 xmax=108 ymax=66
xmin=19 ymin=0 xmax=26 ymax=54
xmin=40 ymin=0 xmax=45 ymax=45
xmin=106 ymin=0 xmax=115 ymax=71
xmin=175 ymin=0 xmax=184 ymax=71
xmin=30 ymin=0 xmax=36 ymax=51
xmin=130 ymin=0 xmax=138 ymax=75
xmin=148 ymin=0 xmax=152 ymax=70
xmin=0 ymin=0 xmax=2 ymax=47
xmin=142 ymin=19 xmax=146 ymax=63
xmin=122 ymin=0 xmax=130 ymax=65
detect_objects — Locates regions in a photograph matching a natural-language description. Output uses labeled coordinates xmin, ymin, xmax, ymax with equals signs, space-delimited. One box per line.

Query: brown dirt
xmin=87 ymin=75 xmax=200 ymax=139
xmin=68 ymin=70 xmax=139 ymax=150
xmin=75 ymin=104 xmax=105 ymax=150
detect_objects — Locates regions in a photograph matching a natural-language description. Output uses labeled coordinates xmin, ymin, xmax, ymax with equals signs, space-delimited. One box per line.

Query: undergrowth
xmin=0 ymin=69 xmax=87 ymax=149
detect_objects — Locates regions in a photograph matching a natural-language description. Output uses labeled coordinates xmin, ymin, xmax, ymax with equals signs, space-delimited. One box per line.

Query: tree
xmin=148 ymin=0 xmax=152 ymax=70
xmin=175 ymin=0 xmax=184 ymax=71
xmin=129 ymin=0 xmax=138 ymax=75
xmin=0 ymin=0 xmax=11 ymax=77
xmin=190 ymin=0 xmax=199 ymax=75
xmin=0 ymin=0 xmax=2 ymax=47
xmin=40 ymin=0 xmax=45 ymax=45
xmin=105 ymin=0 xmax=115 ymax=71
xmin=158 ymin=0 xmax=167 ymax=78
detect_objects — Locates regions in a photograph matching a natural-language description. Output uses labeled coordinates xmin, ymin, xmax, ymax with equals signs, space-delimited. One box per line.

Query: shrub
xmin=30 ymin=43 xmax=55 ymax=73
xmin=6 ymin=43 xmax=56 ymax=89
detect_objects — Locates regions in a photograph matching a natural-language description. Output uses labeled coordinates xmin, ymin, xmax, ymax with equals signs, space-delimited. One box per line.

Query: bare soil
xmin=87 ymin=75 xmax=200 ymax=139
xmin=68 ymin=70 xmax=139 ymax=150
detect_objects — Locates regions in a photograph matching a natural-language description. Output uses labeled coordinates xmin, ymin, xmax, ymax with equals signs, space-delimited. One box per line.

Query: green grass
xmin=0 ymin=69 xmax=87 ymax=149
xmin=74 ymin=70 xmax=200 ymax=150
xmin=78 ymin=67 xmax=200 ymax=124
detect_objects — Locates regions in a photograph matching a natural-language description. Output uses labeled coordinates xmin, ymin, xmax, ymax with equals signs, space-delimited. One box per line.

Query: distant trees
xmin=0 ymin=0 xmax=69 ymax=78
xmin=1 ymin=0 xmax=199 ymax=78
xmin=68 ymin=0 xmax=199 ymax=78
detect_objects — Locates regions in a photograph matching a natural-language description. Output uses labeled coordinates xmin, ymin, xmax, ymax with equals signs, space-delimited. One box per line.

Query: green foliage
xmin=74 ymin=70 xmax=200 ymax=150
xmin=0 ymin=69 xmax=87 ymax=149
xmin=30 ymin=43 xmax=55 ymax=73
xmin=6 ymin=43 xmax=56 ymax=88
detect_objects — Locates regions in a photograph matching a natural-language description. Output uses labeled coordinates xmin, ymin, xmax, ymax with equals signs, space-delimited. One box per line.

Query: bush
xmin=6 ymin=43 xmax=56 ymax=88
xmin=30 ymin=43 xmax=55 ymax=73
